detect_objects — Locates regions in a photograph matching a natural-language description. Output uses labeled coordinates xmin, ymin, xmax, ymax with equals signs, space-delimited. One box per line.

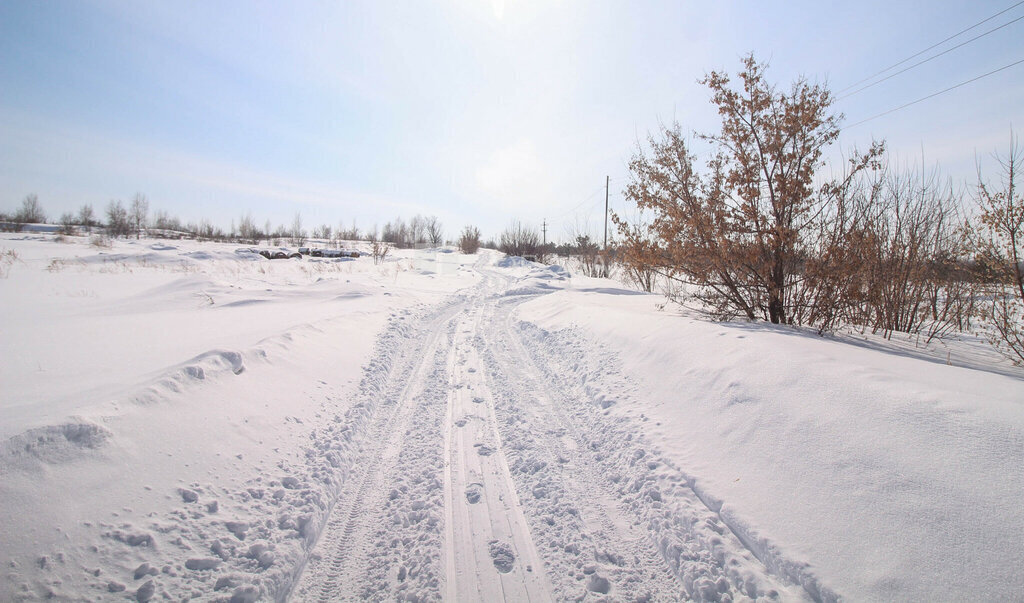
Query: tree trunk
xmin=768 ymin=256 xmax=786 ymax=324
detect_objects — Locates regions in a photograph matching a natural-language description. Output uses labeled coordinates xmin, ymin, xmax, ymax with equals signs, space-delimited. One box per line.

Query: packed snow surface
xmin=1 ymin=233 xmax=1022 ymax=602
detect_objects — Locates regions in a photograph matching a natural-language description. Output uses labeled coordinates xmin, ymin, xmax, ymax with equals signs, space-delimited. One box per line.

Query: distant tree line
xmin=1 ymin=196 xmax=460 ymax=250
xmin=379 ymin=215 xmax=444 ymax=248
xmin=1 ymin=195 xmax=497 ymax=260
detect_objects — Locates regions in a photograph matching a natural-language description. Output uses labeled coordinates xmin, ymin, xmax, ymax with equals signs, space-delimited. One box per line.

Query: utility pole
xmin=603 ymin=175 xmax=609 ymax=277
xmin=541 ymin=219 xmax=547 ymax=262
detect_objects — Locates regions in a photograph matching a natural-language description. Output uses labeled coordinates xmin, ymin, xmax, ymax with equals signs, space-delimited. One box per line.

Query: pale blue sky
xmin=1 ymin=0 xmax=1022 ymax=241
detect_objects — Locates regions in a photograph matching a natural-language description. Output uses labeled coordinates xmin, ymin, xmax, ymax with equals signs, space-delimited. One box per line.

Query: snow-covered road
xmin=290 ymin=264 xmax=802 ymax=601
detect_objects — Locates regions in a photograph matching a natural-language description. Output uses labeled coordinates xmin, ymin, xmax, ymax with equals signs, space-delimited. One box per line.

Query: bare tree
xmin=410 ymin=215 xmax=426 ymax=246
xmin=699 ymin=56 xmax=884 ymax=323
xmin=290 ymin=212 xmax=306 ymax=247
xmin=383 ymin=217 xmax=410 ymax=247
xmin=152 ymin=210 xmax=183 ymax=232
xmin=106 ymin=200 xmax=131 ymax=238
xmin=312 ymin=223 xmax=332 ymax=241
xmin=238 ymin=212 xmax=259 ymax=242
xmin=619 ymin=55 xmax=883 ymax=324
xmin=16 ymin=194 xmax=46 ymax=224
xmin=78 ymin=204 xmax=95 ymax=233
xmin=271 ymin=223 xmax=289 ymax=246
xmin=337 ymin=220 xmax=360 ymax=242
xmin=129 ymin=193 xmax=148 ymax=239
xmin=426 ymin=216 xmax=444 ymax=246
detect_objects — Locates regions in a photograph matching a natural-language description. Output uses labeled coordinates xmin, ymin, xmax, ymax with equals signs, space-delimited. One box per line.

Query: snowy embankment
xmin=514 ymin=274 xmax=1024 ymax=601
xmin=0 ymin=234 xmax=478 ymax=601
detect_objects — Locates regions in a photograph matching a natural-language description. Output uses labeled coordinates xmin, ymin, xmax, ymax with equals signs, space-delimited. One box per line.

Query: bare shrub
xmin=459 ymin=226 xmax=481 ymax=254
xmin=372 ymin=241 xmax=391 ymax=265
xmin=90 ymin=234 xmax=113 ymax=248
xmin=843 ymin=166 xmax=974 ymax=340
xmin=0 ymin=248 xmax=19 ymax=278
xmin=611 ymin=211 xmax=658 ymax=292
xmin=573 ymin=234 xmax=602 ymax=277
xmin=499 ymin=221 xmax=539 ymax=258
xmin=975 ymin=133 xmax=1024 ymax=364
xmin=58 ymin=212 xmax=77 ymax=236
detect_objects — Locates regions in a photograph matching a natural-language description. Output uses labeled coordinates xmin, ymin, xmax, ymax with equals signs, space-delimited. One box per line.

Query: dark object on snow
xmin=251 ymin=249 xmax=302 ymax=260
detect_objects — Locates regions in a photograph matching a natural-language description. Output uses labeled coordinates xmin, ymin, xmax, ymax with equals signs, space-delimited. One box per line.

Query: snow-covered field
xmin=1 ymin=232 xmax=1021 ymax=602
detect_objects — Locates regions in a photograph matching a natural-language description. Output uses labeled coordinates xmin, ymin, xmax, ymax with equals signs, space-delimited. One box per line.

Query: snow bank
xmin=494 ymin=255 xmax=535 ymax=269
xmin=516 ymin=287 xmax=1024 ymax=601
xmin=503 ymin=263 xmax=570 ymax=296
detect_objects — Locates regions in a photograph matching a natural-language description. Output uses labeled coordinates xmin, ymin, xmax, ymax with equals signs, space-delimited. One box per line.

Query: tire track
xmin=496 ymin=291 xmax=813 ymax=601
xmin=290 ymin=301 xmax=464 ymax=601
xmin=476 ymin=294 xmax=684 ymax=600
xmin=441 ymin=303 xmax=552 ymax=601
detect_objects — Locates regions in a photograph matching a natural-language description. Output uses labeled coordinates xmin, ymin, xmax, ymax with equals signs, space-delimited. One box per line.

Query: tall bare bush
xmin=459 ymin=226 xmax=481 ymax=254
xmin=106 ymin=200 xmax=131 ymax=238
xmin=610 ymin=211 xmax=658 ymax=292
xmin=975 ymin=134 xmax=1024 ymax=363
xmin=825 ymin=165 xmax=976 ymax=340
xmin=499 ymin=221 xmax=540 ymax=258
xmin=620 ymin=55 xmax=883 ymax=323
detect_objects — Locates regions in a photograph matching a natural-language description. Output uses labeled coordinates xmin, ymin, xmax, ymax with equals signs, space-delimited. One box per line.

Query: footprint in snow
xmin=488 ymin=540 xmax=516 ymax=573
xmin=465 ymin=483 xmax=483 ymax=504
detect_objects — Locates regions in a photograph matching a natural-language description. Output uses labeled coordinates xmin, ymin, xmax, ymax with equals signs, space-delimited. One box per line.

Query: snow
xmin=1 ymin=231 xmax=1022 ymax=601
xmin=516 ymin=278 xmax=1024 ymax=601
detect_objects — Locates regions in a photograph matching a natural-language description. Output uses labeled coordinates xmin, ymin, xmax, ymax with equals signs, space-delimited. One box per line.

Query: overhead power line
xmin=843 ymin=57 xmax=1024 ymax=129
xmin=553 ymin=185 xmax=605 ymax=220
xmin=838 ymin=13 xmax=1024 ymax=100
xmin=552 ymin=177 xmax=625 ymax=220
xmin=837 ymin=0 xmax=1024 ymax=94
